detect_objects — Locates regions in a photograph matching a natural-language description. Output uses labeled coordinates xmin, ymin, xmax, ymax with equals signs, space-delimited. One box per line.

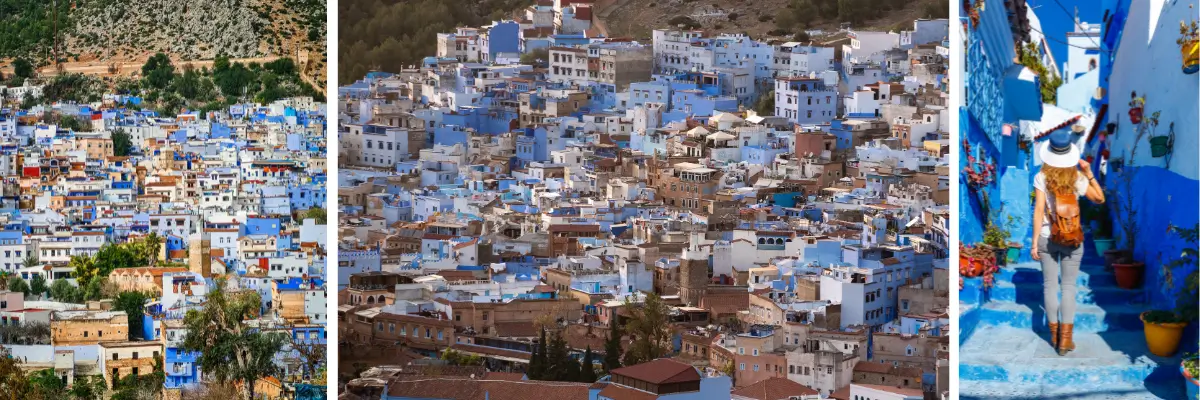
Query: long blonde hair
xmin=1042 ymin=165 xmax=1078 ymax=195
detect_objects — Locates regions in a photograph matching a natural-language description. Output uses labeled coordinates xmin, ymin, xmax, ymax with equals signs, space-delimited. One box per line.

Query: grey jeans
xmin=1038 ymin=236 xmax=1083 ymax=324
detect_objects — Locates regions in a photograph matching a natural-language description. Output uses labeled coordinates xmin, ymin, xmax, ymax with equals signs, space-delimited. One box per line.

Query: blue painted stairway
xmin=959 ymin=245 xmax=1188 ymax=399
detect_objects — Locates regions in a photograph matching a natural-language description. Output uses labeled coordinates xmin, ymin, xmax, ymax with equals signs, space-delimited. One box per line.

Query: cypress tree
xmin=529 ymin=328 xmax=548 ymax=379
xmin=580 ymin=346 xmax=598 ymax=382
xmin=602 ymin=322 xmax=623 ymax=373
xmin=545 ymin=329 xmax=572 ymax=381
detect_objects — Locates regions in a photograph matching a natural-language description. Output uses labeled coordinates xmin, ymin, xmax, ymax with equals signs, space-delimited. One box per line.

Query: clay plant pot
xmin=1184 ymin=359 xmax=1199 ymax=400
xmin=1140 ymin=311 xmax=1187 ymax=357
xmin=1112 ymin=261 xmax=1145 ymax=289
xmin=1103 ymin=249 xmax=1132 ymax=270
xmin=960 ymin=256 xmax=987 ymax=278
xmin=1093 ymin=238 xmax=1115 ymax=256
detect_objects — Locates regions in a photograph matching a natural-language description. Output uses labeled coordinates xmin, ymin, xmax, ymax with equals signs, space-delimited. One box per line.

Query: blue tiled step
xmin=960 ymin=380 xmax=1188 ymax=399
xmin=959 ymin=325 xmax=1172 ymax=387
xmin=989 ymin=280 xmax=1148 ymax=307
xmin=997 ymin=262 xmax=1117 ymax=288
xmin=975 ymin=301 xmax=1146 ymax=333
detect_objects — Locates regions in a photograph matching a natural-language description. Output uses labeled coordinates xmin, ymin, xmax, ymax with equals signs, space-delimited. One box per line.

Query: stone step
xmin=959 ymin=325 xmax=1180 ymax=388
xmin=997 ymin=262 xmax=1118 ymax=288
xmin=975 ymin=301 xmax=1146 ymax=333
xmin=989 ymin=280 xmax=1149 ymax=307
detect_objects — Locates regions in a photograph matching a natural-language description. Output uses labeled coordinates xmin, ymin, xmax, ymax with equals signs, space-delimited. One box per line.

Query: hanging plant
xmin=1129 ymin=91 xmax=1145 ymax=124
xmin=1178 ymin=5 xmax=1199 ymax=74
xmin=1151 ymin=121 xmax=1174 ymax=158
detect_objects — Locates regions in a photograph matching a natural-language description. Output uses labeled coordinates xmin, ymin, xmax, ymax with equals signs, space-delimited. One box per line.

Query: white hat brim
xmin=1039 ymin=140 xmax=1080 ymax=169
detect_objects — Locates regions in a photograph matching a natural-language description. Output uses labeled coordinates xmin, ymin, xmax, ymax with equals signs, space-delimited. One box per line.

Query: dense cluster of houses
xmin=0 ymin=95 xmax=328 ymax=397
xmin=336 ymin=2 xmax=951 ymax=399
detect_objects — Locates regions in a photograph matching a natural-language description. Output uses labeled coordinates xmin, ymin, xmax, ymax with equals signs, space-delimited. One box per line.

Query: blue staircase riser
xmin=999 ymin=265 xmax=1117 ymax=288
xmin=960 ymin=362 xmax=1156 ymax=385
xmin=976 ymin=306 xmax=1143 ymax=332
xmin=990 ymin=282 xmax=1146 ymax=307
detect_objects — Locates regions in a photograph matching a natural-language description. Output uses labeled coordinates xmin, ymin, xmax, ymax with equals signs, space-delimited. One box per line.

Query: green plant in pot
xmin=982 ymin=221 xmax=1010 ymax=267
xmin=1106 ymin=169 xmax=1142 ymax=287
xmin=1140 ymin=224 xmax=1198 ymax=357
xmin=1088 ymin=201 xmax=1116 ymax=256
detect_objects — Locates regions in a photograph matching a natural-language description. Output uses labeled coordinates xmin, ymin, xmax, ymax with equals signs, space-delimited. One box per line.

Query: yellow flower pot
xmin=1183 ymin=39 xmax=1199 ymax=74
xmin=1141 ymin=312 xmax=1188 ymax=357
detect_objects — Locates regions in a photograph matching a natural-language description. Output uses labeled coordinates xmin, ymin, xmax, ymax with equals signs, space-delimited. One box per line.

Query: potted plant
xmin=1141 ymin=310 xmax=1189 ymax=357
xmin=960 ymin=243 xmax=998 ymax=288
xmin=1107 ymin=167 xmax=1143 ymax=288
xmin=1129 ymin=91 xmax=1146 ymax=124
xmin=982 ymin=221 xmax=1009 ymax=267
xmin=1140 ymin=224 xmax=1198 ymax=357
xmin=1184 ymin=352 xmax=1198 ymax=400
xmin=1088 ymin=202 xmax=1116 ymax=255
xmin=1179 ymin=6 xmax=1199 ymax=74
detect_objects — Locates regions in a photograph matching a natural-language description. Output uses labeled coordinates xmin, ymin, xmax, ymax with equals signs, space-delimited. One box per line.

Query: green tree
xmin=620 ymin=293 xmax=672 ymax=366
xmin=140 ymin=232 xmax=162 ymax=267
xmin=23 ymin=254 xmax=39 ymax=270
xmin=143 ymin=52 xmax=176 ymax=89
xmin=7 ymin=277 xmax=28 ymax=296
xmin=48 ymin=279 xmax=78 ymax=303
xmin=602 ymin=321 xmax=622 ymax=373
xmin=110 ymin=356 xmax=164 ymax=400
xmin=528 ymin=328 xmax=548 ymax=379
xmin=58 ymin=115 xmax=87 ymax=132
xmin=68 ymin=254 xmax=99 ymax=288
xmin=114 ymin=291 xmax=150 ymax=340
xmin=0 ymin=349 xmax=31 ymax=398
xmin=112 ymin=129 xmax=133 ymax=156
xmin=520 ymin=48 xmax=549 ymax=65
xmin=544 ymin=329 xmax=579 ymax=382
xmin=81 ymin=278 xmax=105 ymax=302
xmin=303 ymin=207 xmax=327 ymax=224
xmin=27 ymin=369 xmax=66 ymax=398
xmin=1017 ymin=41 xmax=1063 ymax=105
xmin=28 ymin=274 xmax=46 ymax=297
xmin=181 ymin=278 xmax=286 ymax=399
xmin=579 ymin=346 xmax=597 ymax=382
xmin=69 ymin=375 xmax=107 ymax=400
xmin=754 ymin=90 xmax=776 ymax=116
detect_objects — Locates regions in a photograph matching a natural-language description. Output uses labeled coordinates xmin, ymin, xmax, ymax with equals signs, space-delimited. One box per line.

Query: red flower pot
xmin=1112 ymin=261 xmax=1145 ymax=289
xmin=1129 ymin=107 xmax=1144 ymax=124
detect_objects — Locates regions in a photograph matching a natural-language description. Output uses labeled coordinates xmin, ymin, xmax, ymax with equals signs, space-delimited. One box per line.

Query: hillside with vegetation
xmin=338 ymin=0 xmax=533 ymax=83
xmin=0 ymin=0 xmax=326 ymax=92
xmin=602 ymin=0 xmax=950 ymax=39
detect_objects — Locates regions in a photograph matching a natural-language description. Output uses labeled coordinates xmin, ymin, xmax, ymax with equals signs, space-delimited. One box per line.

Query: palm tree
xmin=0 ymin=271 xmax=9 ymax=291
xmin=21 ymin=254 xmax=37 ymax=270
xmin=68 ymin=254 xmax=97 ymax=286
xmin=143 ymin=232 xmax=162 ymax=266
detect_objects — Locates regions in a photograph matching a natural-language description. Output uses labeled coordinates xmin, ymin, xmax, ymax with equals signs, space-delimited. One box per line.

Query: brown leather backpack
xmin=1050 ymin=188 xmax=1084 ymax=247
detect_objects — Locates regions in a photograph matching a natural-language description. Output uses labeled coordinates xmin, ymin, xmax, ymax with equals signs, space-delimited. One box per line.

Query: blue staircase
xmin=959 ymin=244 xmax=1188 ymax=399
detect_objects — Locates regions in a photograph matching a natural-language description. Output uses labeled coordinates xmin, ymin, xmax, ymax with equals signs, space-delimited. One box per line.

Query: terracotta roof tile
xmin=610 ymin=358 xmax=700 ymax=385
xmin=731 ymin=377 xmax=819 ymax=399
xmin=385 ymin=377 xmax=589 ymax=400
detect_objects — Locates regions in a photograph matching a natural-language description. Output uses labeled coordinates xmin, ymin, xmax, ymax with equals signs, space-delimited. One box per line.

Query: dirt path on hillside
xmin=0 ymin=56 xmax=285 ymax=78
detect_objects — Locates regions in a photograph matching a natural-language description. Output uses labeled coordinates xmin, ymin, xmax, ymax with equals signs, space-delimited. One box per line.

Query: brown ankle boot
xmin=1058 ymin=323 xmax=1075 ymax=355
xmin=1048 ymin=322 xmax=1060 ymax=349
